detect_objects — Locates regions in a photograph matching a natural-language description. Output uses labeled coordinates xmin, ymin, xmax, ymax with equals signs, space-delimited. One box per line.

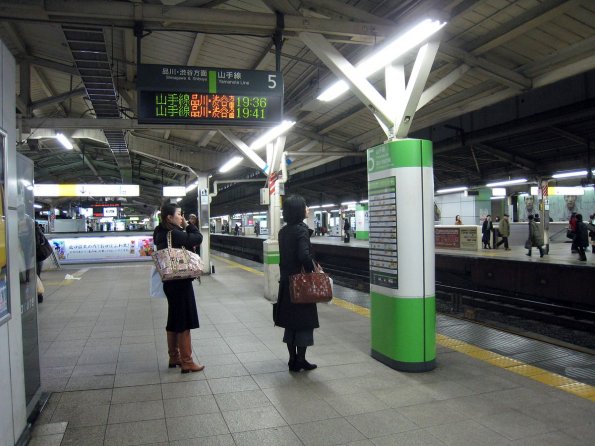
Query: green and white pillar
xmin=355 ymin=203 xmax=369 ymax=240
xmin=368 ymin=139 xmax=436 ymax=372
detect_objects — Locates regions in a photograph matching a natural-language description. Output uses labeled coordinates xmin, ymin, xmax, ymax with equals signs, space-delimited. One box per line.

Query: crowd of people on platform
xmin=472 ymin=211 xmax=595 ymax=261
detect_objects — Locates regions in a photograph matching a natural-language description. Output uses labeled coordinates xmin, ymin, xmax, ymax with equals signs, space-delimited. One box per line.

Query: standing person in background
xmin=186 ymin=213 xmax=201 ymax=284
xmin=574 ymin=214 xmax=588 ymax=261
xmin=343 ymin=217 xmax=351 ymax=243
xmin=589 ymin=213 xmax=595 ymax=255
xmin=455 ymin=215 xmax=463 ymax=225
xmin=526 ymin=214 xmax=544 ymax=258
xmin=274 ymin=195 xmax=319 ymax=372
xmin=496 ymin=214 xmax=511 ymax=250
xmin=153 ymin=203 xmax=205 ymax=373
xmin=254 ymin=221 xmax=260 ymax=236
xmin=482 ymin=215 xmax=493 ymax=249
xmin=569 ymin=212 xmax=578 ymax=253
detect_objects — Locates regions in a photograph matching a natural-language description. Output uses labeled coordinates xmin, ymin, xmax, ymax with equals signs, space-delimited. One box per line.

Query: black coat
xmin=574 ymin=221 xmax=589 ymax=248
xmin=275 ymin=222 xmax=319 ymax=330
xmin=153 ymin=225 xmax=203 ymax=332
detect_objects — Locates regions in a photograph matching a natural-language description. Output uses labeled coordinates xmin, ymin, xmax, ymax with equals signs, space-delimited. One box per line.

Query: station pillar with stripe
xmin=368 ymin=139 xmax=436 ymax=372
xmin=263 ymin=171 xmax=281 ymax=301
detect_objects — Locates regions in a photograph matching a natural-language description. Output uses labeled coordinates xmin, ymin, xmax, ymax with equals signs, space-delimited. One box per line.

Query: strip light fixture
xmin=485 ymin=178 xmax=527 ymax=187
xmin=219 ymin=156 xmax=244 ymax=173
xmin=317 ymin=18 xmax=447 ymax=102
xmin=436 ymin=186 xmax=468 ymax=194
xmin=56 ymin=133 xmax=73 ymax=150
xmin=551 ymin=170 xmax=591 ymax=179
xmin=249 ymin=120 xmax=296 ymax=151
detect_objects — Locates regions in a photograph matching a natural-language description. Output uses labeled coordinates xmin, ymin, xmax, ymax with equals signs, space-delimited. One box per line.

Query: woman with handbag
xmin=153 ymin=203 xmax=205 ymax=373
xmin=275 ymin=195 xmax=319 ymax=372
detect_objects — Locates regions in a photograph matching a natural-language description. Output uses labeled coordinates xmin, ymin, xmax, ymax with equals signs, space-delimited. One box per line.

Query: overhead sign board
xmin=163 ymin=186 xmax=187 ymax=197
xmin=137 ymin=64 xmax=283 ymax=126
xmin=34 ymin=184 xmax=139 ymax=197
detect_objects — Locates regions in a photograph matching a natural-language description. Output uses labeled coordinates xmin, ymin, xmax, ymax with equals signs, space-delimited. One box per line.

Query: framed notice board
xmin=137 ymin=65 xmax=284 ymax=127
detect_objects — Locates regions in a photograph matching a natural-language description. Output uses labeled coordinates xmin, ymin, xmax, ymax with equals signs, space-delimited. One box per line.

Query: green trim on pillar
xmin=264 ymin=252 xmax=280 ymax=264
xmin=355 ymin=230 xmax=369 ymax=240
xmin=368 ymin=139 xmax=433 ymax=174
xmin=370 ymin=292 xmax=436 ymax=365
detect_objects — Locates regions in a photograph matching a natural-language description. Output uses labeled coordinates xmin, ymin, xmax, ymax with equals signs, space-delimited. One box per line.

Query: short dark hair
xmin=503 ymin=213 xmax=509 ymax=217
xmin=282 ymin=195 xmax=307 ymax=224
xmin=576 ymin=214 xmax=583 ymax=222
xmin=528 ymin=214 xmax=534 ymax=220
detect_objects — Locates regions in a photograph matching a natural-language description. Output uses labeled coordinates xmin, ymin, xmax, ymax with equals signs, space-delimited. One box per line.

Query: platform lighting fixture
xmin=309 ymin=205 xmax=321 ymax=209
xmin=436 ymin=186 xmax=468 ymax=194
xmin=33 ymin=204 xmax=42 ymax=209
xmin=490 ymin=196 xmax=505 ymax=200
xmin=359 ymin=199 xmax=369 ymax=203
xmin=56 ymin=133 xmax=73 ymax=150
xmin=219 ymin=156 xmax=244 ymax=173
xmin=551 ymin=170 xmax=593 ymax=179
xmin=341 ymin=201 xmax=357 ymax=206
xmin=321 ymin=204 xmax=335 ymax=208
xmin=317 ymin=18 xmax=447 ymax=102
xmin=485 ymin=178 xmax=527 ymax=187
xmin=249 ymin=120 xmax=296 ymax=151
xmin=185 ymin=181 xmax=199 ymax=193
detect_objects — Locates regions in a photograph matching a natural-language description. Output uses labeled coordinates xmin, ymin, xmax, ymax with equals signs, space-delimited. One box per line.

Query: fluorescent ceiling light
xmin=309 ymin=205 xmax=321 ymax=209
xmin=185 ymin=181 xmax=199 ymax=193
xmin=249 ymin=120 xmax=296 ymax=151
xmin=359 ymin=199 xmax=369 ymax=203
xmin=317 ymin=18 xmax=446 ymax=102
xmin=491 ymin=187 xmax=506 ymax=197
xmin=436 ymin=186 xmax=468 ymax=194
xmin=490 ymin=196 xmax=505 ymax=200
xmin=219 ymin=156 xmax=244 ymax=173
xmin=34 ymin=204 xmax=42 ymax=209
xmin=321 ymin=204 xmax=335 ymax=208
xmin=341 ymin=201 xmax=357 ymax=206
xmin=551 ymin=170 xmax=588 ymax=179
xmin=485 ymin=178 xmax=527 ymax=187
xmin=56 ymin=133 xmax=73 ymax=150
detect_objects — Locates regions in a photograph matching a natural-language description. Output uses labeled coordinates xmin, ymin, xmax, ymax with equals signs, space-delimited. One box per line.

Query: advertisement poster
xmin=48 ymin=235 xmax=154 ymax=263
xmin=0 ymin=130 xmax=8 ymax=325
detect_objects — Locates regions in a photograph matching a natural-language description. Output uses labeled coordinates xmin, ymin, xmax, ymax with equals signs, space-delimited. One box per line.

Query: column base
xmin=371 ymin=349 xmax=436 ymax=373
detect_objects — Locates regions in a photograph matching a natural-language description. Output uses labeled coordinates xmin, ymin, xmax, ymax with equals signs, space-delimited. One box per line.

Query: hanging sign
xmin=137 ymin=65 xmax=283 ymax=126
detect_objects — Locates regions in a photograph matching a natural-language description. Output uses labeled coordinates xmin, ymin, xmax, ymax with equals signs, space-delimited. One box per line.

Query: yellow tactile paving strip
xmin=215 ymin=256 xmax=595 ymax=402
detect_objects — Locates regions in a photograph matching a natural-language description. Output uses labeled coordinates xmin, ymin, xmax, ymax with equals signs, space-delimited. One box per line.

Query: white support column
xmin=299 ymin=32 xmax=394 ymax=129
xmin=394 ymin=41 xmax=441 ymax=137
xmin=197 ymin=175 xmax=210 ymax=274
xmin=264 ymin=136 xmax=286 ymax=301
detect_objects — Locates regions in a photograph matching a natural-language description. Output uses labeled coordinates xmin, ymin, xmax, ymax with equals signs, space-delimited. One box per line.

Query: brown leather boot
xmin=167 ymin=331 xmax=181 ymax=368
xmin=179 ymin=330 xmax=205 ymax=374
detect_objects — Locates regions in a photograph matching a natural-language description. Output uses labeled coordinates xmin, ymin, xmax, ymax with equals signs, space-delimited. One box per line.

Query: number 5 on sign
xmin=268 ymin=74 xmax=276 ymax=89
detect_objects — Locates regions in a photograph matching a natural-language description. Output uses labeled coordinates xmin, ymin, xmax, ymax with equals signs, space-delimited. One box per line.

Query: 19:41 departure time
xmin=236 ymin=96 xmax=267 ymax=120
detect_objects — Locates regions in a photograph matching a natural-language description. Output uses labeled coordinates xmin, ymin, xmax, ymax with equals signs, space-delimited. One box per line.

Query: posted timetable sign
xmin=137 ymin=64 xmax=283 ymax=126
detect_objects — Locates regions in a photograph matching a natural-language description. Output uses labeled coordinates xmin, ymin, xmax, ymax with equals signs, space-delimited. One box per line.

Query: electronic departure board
xmin=137 ymin=65 xmax=283 ymax=126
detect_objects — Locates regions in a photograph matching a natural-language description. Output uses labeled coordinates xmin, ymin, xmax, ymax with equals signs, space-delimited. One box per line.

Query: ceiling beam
xmin=467 ymin=0 xmax=582 ymax=56
xmin=439 ymin=44 xmax=531 ymax=90
xmin=30 ymin=87 xmax=86 ymax=111
xmin=0 ymin=0 xmax=395 ymax=39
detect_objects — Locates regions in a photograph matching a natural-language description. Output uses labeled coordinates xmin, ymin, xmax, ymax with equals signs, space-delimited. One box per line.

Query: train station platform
xmin=31 ymin=255 xmax=594 ymax=446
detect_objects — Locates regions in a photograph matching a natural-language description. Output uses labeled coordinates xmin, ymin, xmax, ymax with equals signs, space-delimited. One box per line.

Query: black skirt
xmin=163 ymin=279 xmax=199 ymax=332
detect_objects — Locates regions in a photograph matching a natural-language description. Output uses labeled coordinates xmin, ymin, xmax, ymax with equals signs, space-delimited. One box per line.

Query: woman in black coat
xmin=275 ymin=195 xmax=319 ymax=372
xmin=574 ymin=214 xmax=589 ymax=261
xmin=153 ymin=203 xmax=204 ymax=373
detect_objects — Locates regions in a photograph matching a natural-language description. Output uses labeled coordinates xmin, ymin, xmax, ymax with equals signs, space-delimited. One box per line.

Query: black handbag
xmin=36 ymin=227 xmax=53 ymax=262
xmin=566 ymin=229 xmax=574 ymax=239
